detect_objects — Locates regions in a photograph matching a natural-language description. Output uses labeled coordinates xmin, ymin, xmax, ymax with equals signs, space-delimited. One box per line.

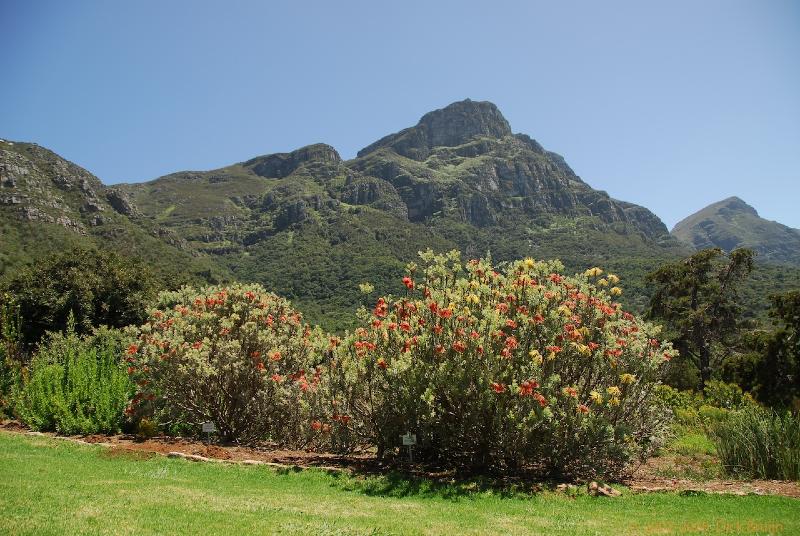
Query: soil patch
xmin=625 ymin=454 xmax=800 ymax=499
xmin=101 ymin=446 xmax=158 ymax=461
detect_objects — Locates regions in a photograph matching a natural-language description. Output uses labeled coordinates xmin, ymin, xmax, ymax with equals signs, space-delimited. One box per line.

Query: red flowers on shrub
xmin=128 ymin=283 xmax=327 ymax=445
xmin=533 ymin=392 xmax=548 ymax=407
xmin=505 ymin=336 xmax=519 ymax=350
xmin=491 ymin=382 xmax=506 ymax=393
xmin=328 ymin=250 xmax=676 ymax=478
xmin=374 ymin=298 xmax=388 ymax=318
xmin=518 ymin=379 xmax=539 ymax=396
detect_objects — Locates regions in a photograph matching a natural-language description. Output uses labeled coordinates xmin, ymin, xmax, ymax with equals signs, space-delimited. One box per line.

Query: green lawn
xmin=0 ymin=432 xmax=798 ymax=535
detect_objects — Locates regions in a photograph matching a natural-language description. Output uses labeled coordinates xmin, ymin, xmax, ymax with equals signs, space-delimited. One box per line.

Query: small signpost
xmin=400 ymin=432 xmax=417 ymax=463
xmin=202 ymin=421 xmax=216 ymax=445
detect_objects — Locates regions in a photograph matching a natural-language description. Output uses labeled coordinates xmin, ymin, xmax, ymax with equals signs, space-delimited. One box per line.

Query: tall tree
xmin=755 ymin=291 xmax=800 ymax=408
xmin=646 ymin=248 xmax=754 ymax=391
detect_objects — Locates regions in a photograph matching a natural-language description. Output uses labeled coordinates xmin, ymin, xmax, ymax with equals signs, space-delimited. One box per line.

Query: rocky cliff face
xmin=0 ymin=139 xmax=226 ymax=279
xmin=672 ymin=196 xmax=800 ymax=266
xmin=357 ymin=99 xmax=512 ymax=160
xmin=0 ymin=141 xmax=111 ymax=234
xmin=244 ymin=143 xmax=342 ymax=179
xmin=350 ymin=99 xmax=670 ymax=238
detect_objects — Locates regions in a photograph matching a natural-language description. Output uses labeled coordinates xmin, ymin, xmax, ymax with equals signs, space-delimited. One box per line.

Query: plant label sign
xmin=401 ymin=433 xmax=417 ymax=446
xmin=202 ymin=421 xmax=217 ymax=433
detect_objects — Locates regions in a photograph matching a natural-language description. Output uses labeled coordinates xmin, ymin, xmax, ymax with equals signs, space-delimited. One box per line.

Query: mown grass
xmin=1 ymin=432 xmax=798 ymax=535
xmin=669 ymin=432 xmax=718 ymax=457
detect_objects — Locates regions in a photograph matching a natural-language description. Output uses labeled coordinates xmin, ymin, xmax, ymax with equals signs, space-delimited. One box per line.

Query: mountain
xmin=672 ymin=197 xmax=800 ymax=266
xmin=0 ymin=139 xmax=229 ymax=283
xmin=107 ymin=100 xmax=693 ymax=328
xmin=1 ymin=99 xmax=724 ymax=330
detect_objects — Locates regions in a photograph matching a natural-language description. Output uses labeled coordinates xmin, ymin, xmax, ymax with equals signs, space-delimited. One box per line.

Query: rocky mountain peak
xmin=244 ymin=143 xmax=341 ymax=178
xmin=416 ymin=99 xmax=512 ymax=148
xmin=715 ymin=196 xmax=759 ymax=217
xmin=672 ymin=197 xmax=800 ymax=266
xmin=357 ymin=99 xmax=513 ymax=160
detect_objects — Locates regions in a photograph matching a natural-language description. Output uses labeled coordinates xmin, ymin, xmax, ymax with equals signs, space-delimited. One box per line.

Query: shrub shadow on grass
xmin=275 ymin=465 xmax=305 ymax=475
xmin=324 ymin=468 xmax=559 ymax=501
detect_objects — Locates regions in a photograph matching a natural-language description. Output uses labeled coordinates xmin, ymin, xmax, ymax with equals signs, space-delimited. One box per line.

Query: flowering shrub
xmin=330 ymin=250 xmax=676 ymax=478
xmin=127 ymin=283 xmax=328 ymax=444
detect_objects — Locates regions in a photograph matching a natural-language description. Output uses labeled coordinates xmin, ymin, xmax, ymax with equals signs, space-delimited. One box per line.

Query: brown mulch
xmin=623 ymin=454 xmax=800 ymax=499
xmin=3 ymin=419 xmax=799 ymax=498
xmin=1 ymin=419 xmax=381 ymax=472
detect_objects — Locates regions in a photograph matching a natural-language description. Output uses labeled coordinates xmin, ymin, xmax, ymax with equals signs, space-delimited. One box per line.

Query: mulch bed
xmin=3 ymin=419 xmax=799 ymax=499
xmin=626 ymin=454 xmax=800 ymax=498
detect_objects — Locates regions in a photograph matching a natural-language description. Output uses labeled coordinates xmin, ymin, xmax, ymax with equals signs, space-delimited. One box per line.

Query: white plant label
xmin=202 ymin=421 xmax=217 ymax=433
xmin=401 ymin=433 xmax=417 ymax=446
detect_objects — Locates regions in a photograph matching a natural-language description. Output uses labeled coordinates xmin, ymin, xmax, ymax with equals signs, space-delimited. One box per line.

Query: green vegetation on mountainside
xmin=2 ymin=101 xmax=797 ymax=331
xmin=672 ymin=197 xmax=800 ymax=266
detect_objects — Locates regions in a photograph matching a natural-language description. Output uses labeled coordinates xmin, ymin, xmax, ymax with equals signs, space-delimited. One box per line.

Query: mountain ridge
xmin=5 ymin=99 xmax=796 ymax=329
xmin=671 ymin=196 xmax=800 ymax=266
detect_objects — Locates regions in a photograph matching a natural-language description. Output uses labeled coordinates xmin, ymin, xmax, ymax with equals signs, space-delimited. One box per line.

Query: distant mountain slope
xmin=672 ymin=196 xmax=800 ymax=266
xmin=0 ymin=140 xmax=229 ymax=283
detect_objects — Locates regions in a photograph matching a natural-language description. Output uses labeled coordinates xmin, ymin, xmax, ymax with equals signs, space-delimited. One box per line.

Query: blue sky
xmin=1 ymin=0 xmax=798 ymax=229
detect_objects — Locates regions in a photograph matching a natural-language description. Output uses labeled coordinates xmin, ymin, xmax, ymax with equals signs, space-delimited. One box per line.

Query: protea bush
xmin=127 ymin=283 xmax=328 ymax=445
xmin=327 ymin=250 xmax=675 ymax=479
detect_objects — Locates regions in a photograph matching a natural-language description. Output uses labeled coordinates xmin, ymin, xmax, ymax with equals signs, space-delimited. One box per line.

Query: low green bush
xmin=697 ymin=405 xmax=730 ymax=425
xmin=14 ymin=324 xmax=132 ymax=434
xmin=703 ymin=380 xmax=755 ymax=410
xmin=711 ymin=406 xmax=800 ymax=480
xmin=668 ymin=431 xmax=717 ymax=457
xmin=655 ymin=384 xmax=702 ymax=411
xmin=655 ymin=383 xmax=756 ymax=430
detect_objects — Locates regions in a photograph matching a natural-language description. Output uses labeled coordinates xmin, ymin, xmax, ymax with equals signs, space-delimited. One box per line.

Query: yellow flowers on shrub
xmin=620 ymin=373 xmax=636 ymax=384
xmin=329 ymin=250 xmax=675 ymax=478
